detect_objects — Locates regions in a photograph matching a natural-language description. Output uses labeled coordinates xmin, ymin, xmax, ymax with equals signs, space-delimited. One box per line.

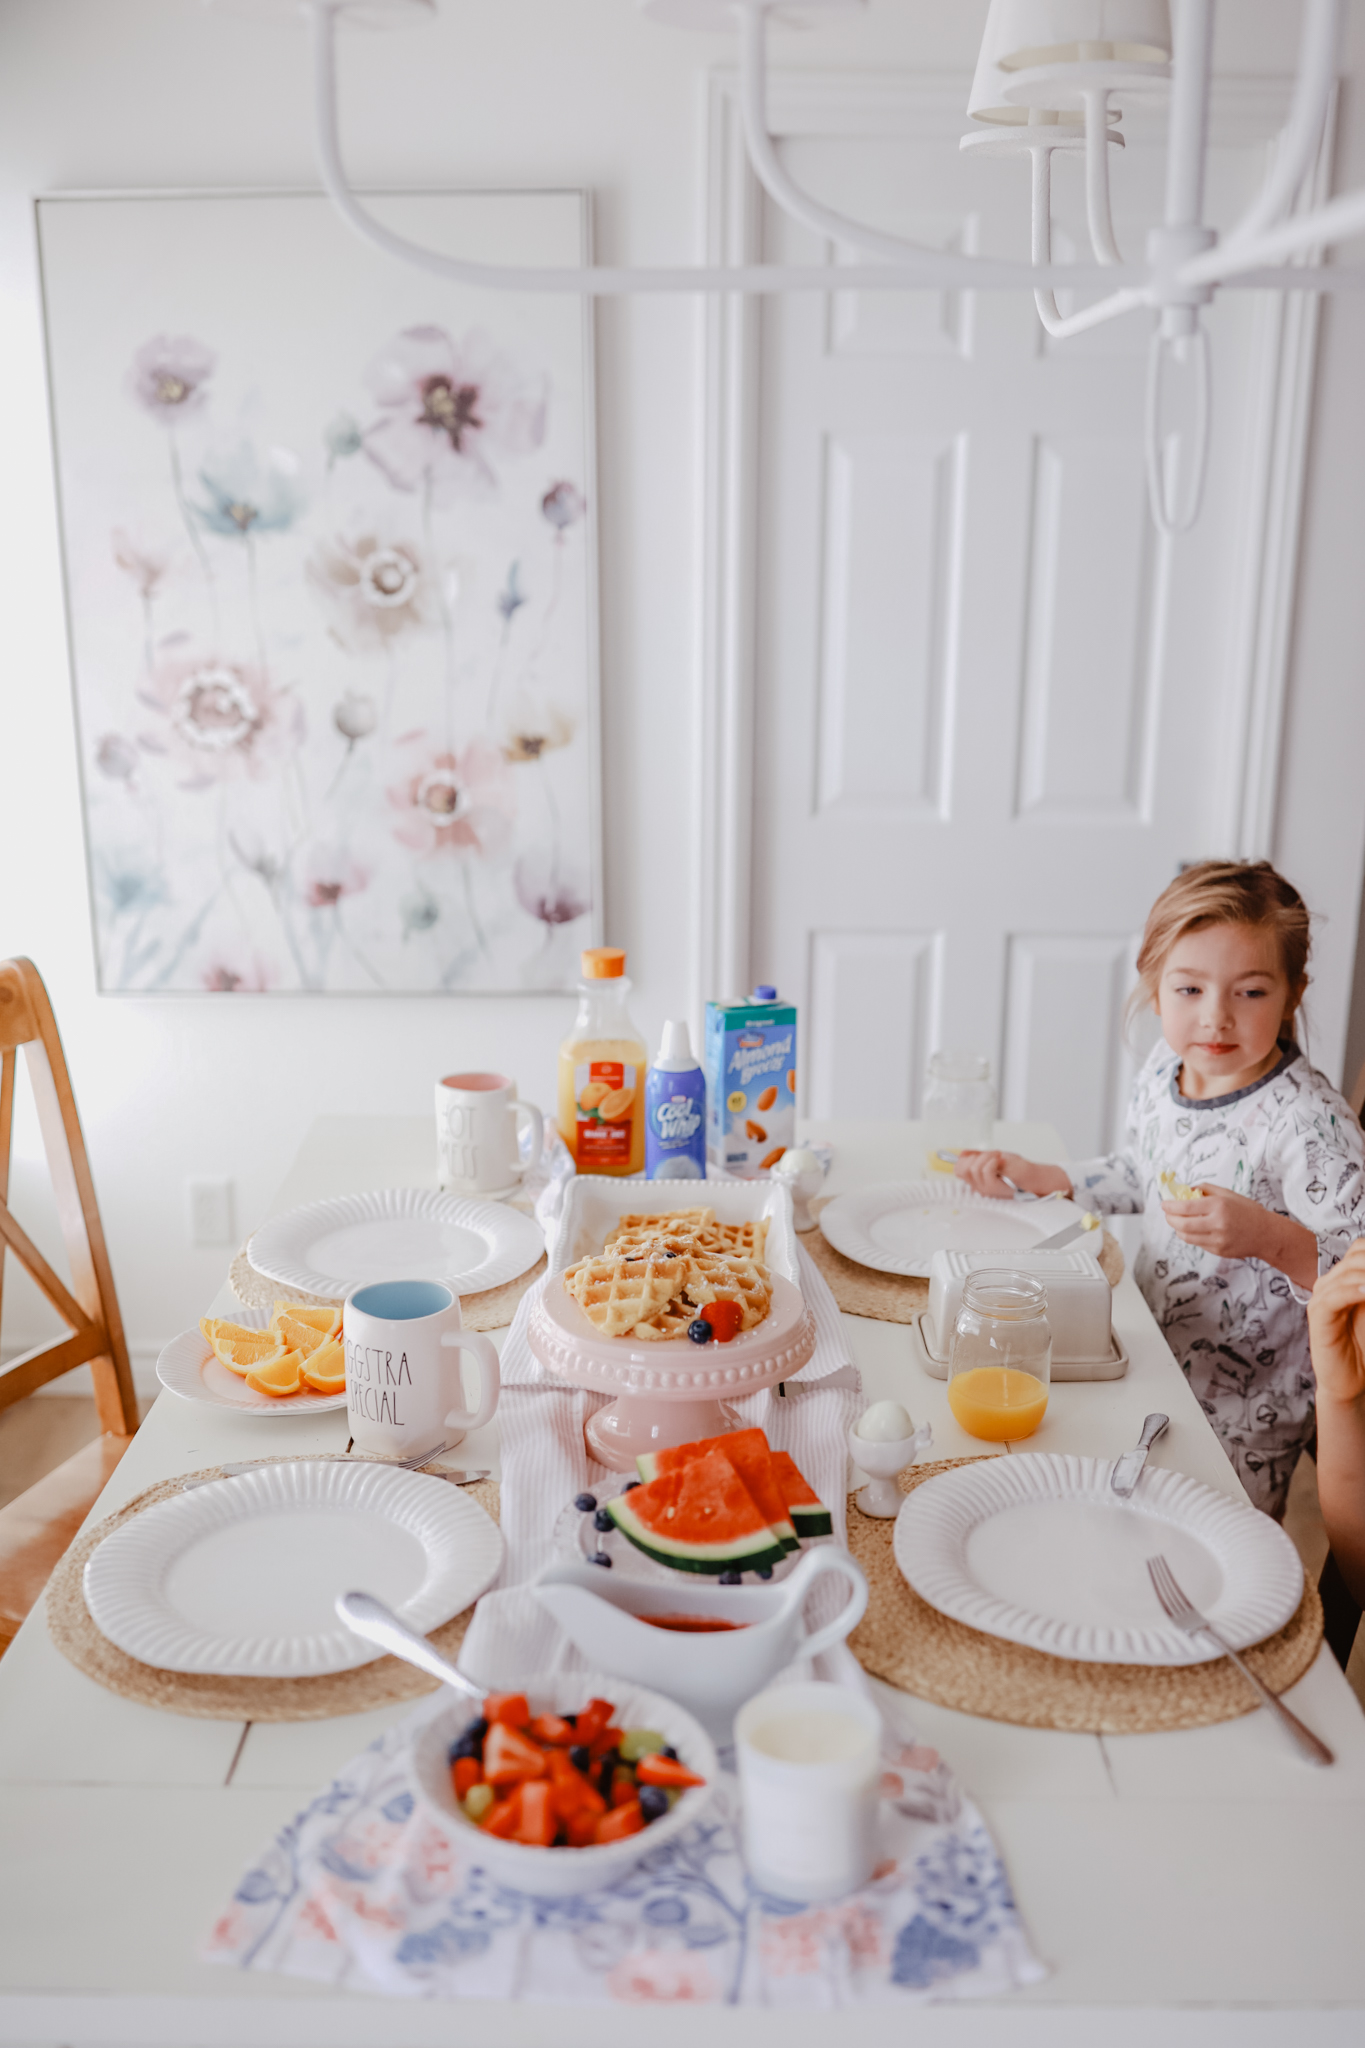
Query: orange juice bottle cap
xmin=581 ymin=947 xmax=626 ymax=979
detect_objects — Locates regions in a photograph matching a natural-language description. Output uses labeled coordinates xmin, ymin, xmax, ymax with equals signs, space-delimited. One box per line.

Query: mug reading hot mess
xmin=343 ymin=1278 xmax=500 ymax=1459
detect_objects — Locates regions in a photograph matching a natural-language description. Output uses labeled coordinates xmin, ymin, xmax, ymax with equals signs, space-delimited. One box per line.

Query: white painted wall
xmin=1 ymin=1 xmax=1363 ymax=1371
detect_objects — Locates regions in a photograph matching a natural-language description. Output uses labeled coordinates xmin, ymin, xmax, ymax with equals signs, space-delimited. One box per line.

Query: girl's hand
xmin=1162 ymin=1185 xmax=1319 ymax=1289
xmin=953 ymin=1151 xmax=1072 ymax=1201
xmin=1307 ymin=1239 xmax=1365 ymax=1406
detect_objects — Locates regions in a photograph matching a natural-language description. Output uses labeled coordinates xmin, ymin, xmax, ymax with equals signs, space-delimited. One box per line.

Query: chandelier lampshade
xmin=990 ymin=0 xmax=1171 ymax=72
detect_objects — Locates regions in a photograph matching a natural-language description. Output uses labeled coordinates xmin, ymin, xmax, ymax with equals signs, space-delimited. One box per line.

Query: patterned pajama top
xmin=1068 ymin=1038 xmax=1365 ymax=1519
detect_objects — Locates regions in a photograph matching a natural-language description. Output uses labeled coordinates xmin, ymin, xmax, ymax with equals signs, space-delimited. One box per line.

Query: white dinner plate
xmin=819 ymin=1179 xmax=1094 ymax=1279
xmin=894 ymin=1453 xmax=1303 ymax=1665
xmin=84 ymin=1459 xmax=504 ymax=1677
xmin=248 ymin=1187 xmax=544 ymax=1300
xmin=156 ymin=1306 xmax=347 ymax=1416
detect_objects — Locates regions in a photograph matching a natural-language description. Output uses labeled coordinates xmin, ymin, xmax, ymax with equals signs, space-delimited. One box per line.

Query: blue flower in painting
xmin=496 ymin=560 xmax=526 ymax=627
xmin=194 ymin=445 xmax=305 ymax=538
xmin=324 ymin=412 xmax=363 ymax=467
xmin=890 ymin=1915 xmax=979 ymax=1989
xmin=96 ymin=852 xmax=168 ymax=919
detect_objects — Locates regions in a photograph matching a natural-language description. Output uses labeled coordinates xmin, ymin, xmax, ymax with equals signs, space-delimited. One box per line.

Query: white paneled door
xmin=714 ymin=78 xmax=1320 ymax=1157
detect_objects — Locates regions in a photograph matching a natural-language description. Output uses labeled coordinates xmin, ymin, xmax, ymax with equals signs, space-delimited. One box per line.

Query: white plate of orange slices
xmin=156 ymin=1303 xmax=349 ymax=1414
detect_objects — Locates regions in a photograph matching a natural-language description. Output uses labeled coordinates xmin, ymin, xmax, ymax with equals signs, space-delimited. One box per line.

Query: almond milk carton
xmin=705 ymin=987 xmax=797 ymax=1178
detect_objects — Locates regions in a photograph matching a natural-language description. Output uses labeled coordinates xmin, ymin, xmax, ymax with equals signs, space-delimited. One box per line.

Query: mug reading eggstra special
xmin=343 ymin=1279 xmax=500 ymax=1460
xmin=436 ymin=1072 xmax=544 ymax=1197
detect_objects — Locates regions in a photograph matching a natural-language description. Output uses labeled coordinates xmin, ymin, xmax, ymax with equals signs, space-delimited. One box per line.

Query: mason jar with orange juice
xmin=557 ymin=947 xmax=647 ymax=1176
xmin=946 ymin=1270 xmax=1051 ymax=1442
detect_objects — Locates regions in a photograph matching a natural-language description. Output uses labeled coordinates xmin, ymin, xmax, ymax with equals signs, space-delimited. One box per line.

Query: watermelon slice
xmin=636 ymin=1427 xmax=798 ymax=1552
xmin=770 ymin=1450 xmax=833 ymax=1539
xmin=606 ymin=1448 xmax=788 ymax=1575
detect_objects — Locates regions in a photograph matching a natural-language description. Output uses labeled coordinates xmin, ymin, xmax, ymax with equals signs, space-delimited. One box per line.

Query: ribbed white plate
xmin=819 ymin=1179 xmax=1094 ymax=1279
xmin=248 ymin=1187 xmax=544 ymax=1299
xmin=156 ymin=1306 xmax=347 ymax=1416
xmin=894 ymin=1453 xmax=1303 ymax=1665
xmin=83 ymin=1459 xmax=504 ymax=1676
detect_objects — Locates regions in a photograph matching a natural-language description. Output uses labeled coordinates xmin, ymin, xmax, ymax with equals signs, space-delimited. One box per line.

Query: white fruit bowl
xmin=409 ymin=1672 xmax=717 ymax=1898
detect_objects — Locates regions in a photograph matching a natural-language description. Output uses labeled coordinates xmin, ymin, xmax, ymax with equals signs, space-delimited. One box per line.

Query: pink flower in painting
xmin=202 ymin=955 xmax=274 ymax=993
xmin=299 ymin=842 xmax=371 ymax=910
xmin=94 ymin=733 xmax=139 ymax=782
xmin=112 ymin=529 xmax=175 ymax=599
xmin=541 ymin=479 xmax=585 ymax=533
xmin=307 ymin=529 xmax=433 ymax=647
xmin=386 ymin=737 xmax=515 ymax=859
xmin=606 ymin=1952 xmax=718 ymax=2003
xmin=127 ymin=334 xmax=216 ymax=421
xmin=514 ymin=851 xmax=589 ymax=928
xmin=140 ymin=651 xmax=303 ymax=785
xmin=363 ymin=327 xmax=547 ymax=500
xmin=500 ymin=694 xmax=575 ymax=765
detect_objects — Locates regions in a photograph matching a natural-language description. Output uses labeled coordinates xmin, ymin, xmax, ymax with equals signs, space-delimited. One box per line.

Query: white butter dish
xmin=925 ymin=1248 xmax=1114 ymax=1366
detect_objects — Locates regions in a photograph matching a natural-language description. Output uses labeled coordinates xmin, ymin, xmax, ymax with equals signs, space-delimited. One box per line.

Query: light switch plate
xmin=188 ymin=1178 xmax=236 ymax=1248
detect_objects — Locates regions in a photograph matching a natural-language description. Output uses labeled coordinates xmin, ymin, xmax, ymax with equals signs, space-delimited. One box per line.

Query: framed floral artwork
xmin=37 ymin=189 xmax=600 ymax=992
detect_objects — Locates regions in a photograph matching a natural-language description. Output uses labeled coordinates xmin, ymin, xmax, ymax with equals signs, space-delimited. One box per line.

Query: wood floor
xmin=2 ymin=1393 xmax=1361 ymax=1703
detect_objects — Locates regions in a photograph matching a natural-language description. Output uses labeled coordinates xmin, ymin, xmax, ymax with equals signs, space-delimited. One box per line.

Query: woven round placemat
xmin=229 ymin=1239 xmax=547 ymax=1332
xmin=846 ymin=1456 xmax=1323 ymax=1733
xmin=803 ymin=1200 xmax=1124 ymax=1326
xmin=46 ymin=1456 xmax=500 ymax=1722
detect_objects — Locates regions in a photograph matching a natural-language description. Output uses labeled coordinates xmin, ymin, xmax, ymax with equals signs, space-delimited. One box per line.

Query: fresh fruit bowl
xmin=410 ymin=1673 xmax=717 ymax=1898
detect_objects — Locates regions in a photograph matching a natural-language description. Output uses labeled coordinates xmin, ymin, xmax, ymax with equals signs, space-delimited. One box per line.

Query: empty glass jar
xmin=946 ymin=1269 xmax=1051 ymax=1443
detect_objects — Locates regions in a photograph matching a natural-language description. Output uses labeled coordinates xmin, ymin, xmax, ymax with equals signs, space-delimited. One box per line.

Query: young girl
xmin=955 ymin=860 xmax=1365 ymax=1520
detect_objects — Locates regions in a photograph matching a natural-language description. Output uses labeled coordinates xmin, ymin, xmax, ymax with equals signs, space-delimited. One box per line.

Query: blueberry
xmin=718 ymin=1569 xmax=742 ymax=1586
xmin=661 ymin=1745 xmax=679 ymax=1762
xmin=569 ymin=1744 xmax=591 ymax=1774
xmin=574 ymin=1492 xmax=598 ymax=1513
xmin=598 ymin=1755 xmax=618 ymax=1799
xmin=756 ymin=1565 xmax=774 ymax=1581
xmin=623 ymin=1479 xmax=641 ymax=1492
xmin=687 ymin=1318 xmax=713 ymax=1345
xmin=448 ymin=1717 xmax=488 ymax=1762
xmin=639 ymin=1785 xmax=670 ymax=1824
xmin=593 ymin=1508 xmax=612 ymax=1532
xmin=590 ymin=1550 xmax=613 ymax=1568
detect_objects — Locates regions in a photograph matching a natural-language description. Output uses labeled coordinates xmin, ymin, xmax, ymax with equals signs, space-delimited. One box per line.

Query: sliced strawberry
xmin=594 ymin=1800 xmax=644 ymax=1844
xmin=481 ymin=1788 xmax=523 ymax=1838
xmin=572 ymin=1698 xmax=616 ymax=1744
xmin=566 ymin=1808 xmax=600 ymax=1847
xmin=610 ymin=1770 xmax=639 ymax=1807
xmin=483 ymin=1721 xmax=549 ymax=1787
xmin=482 ymin=1692 xmax=531 ymax=1729
xmin=451 ymin=1756 xmax=483 ymax=1800
xmin=588 ymin=1724 xmax=625 ymax=1761
xmin=546 ymin=1751 xmax=606 ymax=1818
xmin=528 ymin=1713 xmax=577 ymax=1747
xmin=514 ymin=1779 xmax=558 ymax=1847
xmin=635 ymin=1753 xmax=706 ymax=1789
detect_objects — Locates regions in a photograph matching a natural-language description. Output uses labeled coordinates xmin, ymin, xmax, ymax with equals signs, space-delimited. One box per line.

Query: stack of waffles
xmin=563 ymin=1206 xmax=773 ymax=1341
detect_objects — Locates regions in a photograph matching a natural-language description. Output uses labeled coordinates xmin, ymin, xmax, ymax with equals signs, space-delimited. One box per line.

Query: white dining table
xmin=2 ymin=1113 xmax=1363 ymax=2047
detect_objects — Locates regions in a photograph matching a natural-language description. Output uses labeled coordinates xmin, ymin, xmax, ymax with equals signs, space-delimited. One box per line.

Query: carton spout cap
xmin=752 ymin=984 xmax=778 ymax=1002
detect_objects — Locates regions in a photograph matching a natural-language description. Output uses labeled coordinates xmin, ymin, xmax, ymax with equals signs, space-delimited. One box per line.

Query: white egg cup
xmin=848 ymin=1421 xmax=934 ymax=1518
xmin=771 ymin=1147 xmax=827 ymax=1232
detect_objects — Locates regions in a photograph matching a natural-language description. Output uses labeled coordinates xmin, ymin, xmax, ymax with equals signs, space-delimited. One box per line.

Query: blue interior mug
xmin=343 ymin=1279 xmax=499 ymax=1459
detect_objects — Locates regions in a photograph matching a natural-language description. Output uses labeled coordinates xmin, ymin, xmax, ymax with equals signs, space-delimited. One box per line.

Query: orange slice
xmin=300 ymin=1336 xmax=346 ymax=1395
xmin=245 ymin=1351 xmax=305 ymax=1397
xmin=207 ymin=1333 xmax=298 ymax=1378
xmin=200 ymin=1317 xmax=272 ymax=1349
xmin=272 ymin=1312 xmax=339 ymax=1358
xmin=270 ymin=1301 xmax=342 ymax=1340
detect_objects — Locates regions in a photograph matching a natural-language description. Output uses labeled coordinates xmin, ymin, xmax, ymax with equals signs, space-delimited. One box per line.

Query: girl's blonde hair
xmin=1133 ymin=860 xmax=1312 ymax=1033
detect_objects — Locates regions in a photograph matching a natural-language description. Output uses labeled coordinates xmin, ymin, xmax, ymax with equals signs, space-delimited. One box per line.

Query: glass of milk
xmin=734 ymin=1680 xmax=882 ymax=1901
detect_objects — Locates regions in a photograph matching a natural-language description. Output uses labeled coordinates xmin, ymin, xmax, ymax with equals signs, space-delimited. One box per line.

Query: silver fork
xmin=1146 ymin=1555 xmax=1333 ymax=1767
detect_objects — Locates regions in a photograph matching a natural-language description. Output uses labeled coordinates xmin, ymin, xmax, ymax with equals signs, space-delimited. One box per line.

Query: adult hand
xmin=1163 ymin=1184 xmax=1318 ymax=1289
xmin=953 ymin=1151 xmax=1072 ymax=1201
xmin=1308 ymin=1238 xmax=1365 ymax=1406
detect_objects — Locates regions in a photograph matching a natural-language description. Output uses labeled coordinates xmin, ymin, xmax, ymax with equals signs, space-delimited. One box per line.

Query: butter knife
xmin=1110 ymin=1413 xmax=1169 ymax=1498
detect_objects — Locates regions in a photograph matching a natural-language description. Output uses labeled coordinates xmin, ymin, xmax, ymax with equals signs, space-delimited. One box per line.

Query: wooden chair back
xmin=0 ymin=958 xmax=136 ymax=1435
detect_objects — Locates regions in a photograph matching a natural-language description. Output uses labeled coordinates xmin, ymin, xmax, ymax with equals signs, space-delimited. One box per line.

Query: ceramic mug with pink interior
xmin=436 ymin=1071 xmax=544 ymax=1198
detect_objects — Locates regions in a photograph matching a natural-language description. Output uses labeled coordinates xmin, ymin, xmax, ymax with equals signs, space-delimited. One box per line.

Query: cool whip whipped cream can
xmin=705 ymin=988 xmax=797 ymax=1178
xmin=645 ymin=1019 xmax=707 ymax=1180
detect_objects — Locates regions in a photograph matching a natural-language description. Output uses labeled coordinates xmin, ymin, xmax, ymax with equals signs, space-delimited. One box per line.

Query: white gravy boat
xmin=532 ymin=1547 xmax=869 ymax=1740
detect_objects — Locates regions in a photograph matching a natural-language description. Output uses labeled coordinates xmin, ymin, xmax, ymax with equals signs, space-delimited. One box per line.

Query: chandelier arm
xmin=733 ymin=0 xmax=952 ymax=271
xmin=1225 ymin=0 xmax=1340 ymax=247
xmin=1145 ymin=325 xmax=1211 ymax=536
xmin=1175 ymin=177 xmax=1365 ymax=289
xmin=308 ymin=0 xmax=1115 ymax=294
xmin=1084 ymin=89 xmax=1123 ymax=266
xmin=1031 ymin=146 xmax=1069 ymax=336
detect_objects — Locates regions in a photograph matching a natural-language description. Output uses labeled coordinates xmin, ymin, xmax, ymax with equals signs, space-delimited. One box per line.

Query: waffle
xmin=563 ymin=1247 xmax=692 ymax=1338
xmin=610 ymin=1207 xmax=715 ymax=1239
xmin=693 ymin=1217 xmax=770 ymax=1261
xmin=677 ymin=1247 xmax=771 ymax=1332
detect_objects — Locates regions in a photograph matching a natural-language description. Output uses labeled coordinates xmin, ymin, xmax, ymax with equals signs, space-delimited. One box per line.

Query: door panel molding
xmin=807 ymin=929 xmax=943 ymax=1119
xmin=699 ymin=69 xmax=1322 ymax=1020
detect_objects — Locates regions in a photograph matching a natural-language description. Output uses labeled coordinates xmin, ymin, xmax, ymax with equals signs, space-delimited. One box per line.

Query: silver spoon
xmin=334 ymin=1589 xmax=485 ymax=1701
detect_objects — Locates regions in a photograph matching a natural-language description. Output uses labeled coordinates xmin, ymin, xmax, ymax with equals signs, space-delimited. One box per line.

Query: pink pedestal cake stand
xmin=526 ymin=1272 xmax=817 ymax=1470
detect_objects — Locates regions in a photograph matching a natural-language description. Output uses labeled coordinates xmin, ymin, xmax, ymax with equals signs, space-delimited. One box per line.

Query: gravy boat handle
xmin=779 ymin=1545 xmax=870 ymax=1661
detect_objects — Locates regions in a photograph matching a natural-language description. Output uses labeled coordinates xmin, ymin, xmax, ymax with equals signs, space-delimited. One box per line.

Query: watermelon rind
xmin=605 ymin=1493 xmax=786 ymax=1574
xmin=636 ymin=1429 xmax=799 ymax=1553
xmin=788 ymin=1499 xmax=834 ymax=1540
xmin=770 ymin=1450 xmax=834 ymax=1539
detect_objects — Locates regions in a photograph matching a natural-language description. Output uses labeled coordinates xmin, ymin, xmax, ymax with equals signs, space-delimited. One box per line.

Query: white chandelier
xmin=297 ymin=0 xmax=1361 ymax=533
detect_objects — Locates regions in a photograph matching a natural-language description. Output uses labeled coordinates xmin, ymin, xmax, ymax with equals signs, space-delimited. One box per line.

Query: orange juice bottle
xmin=558 ymin=948 xmax=647 ymax=1176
